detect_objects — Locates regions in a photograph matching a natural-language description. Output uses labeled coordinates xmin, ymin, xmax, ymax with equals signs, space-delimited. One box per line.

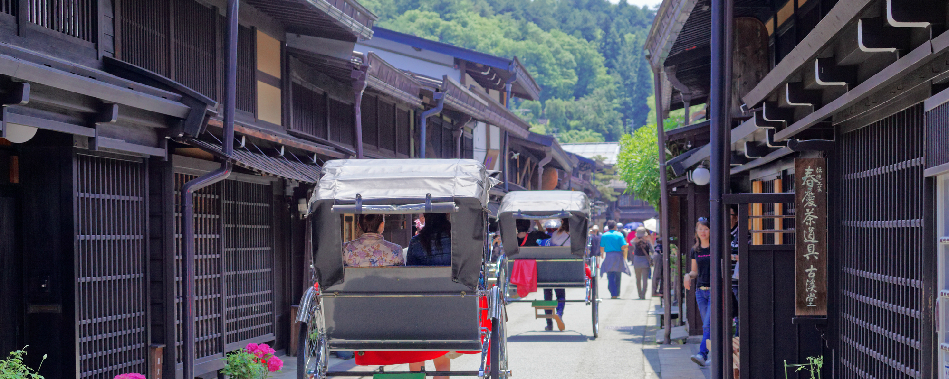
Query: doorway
xmin=0 ymin=147 xmax=23 ymax=355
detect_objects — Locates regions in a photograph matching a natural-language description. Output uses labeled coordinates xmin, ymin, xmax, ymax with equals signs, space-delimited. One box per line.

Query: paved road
xmin=277 ymin=276 xmax=670 ymax=378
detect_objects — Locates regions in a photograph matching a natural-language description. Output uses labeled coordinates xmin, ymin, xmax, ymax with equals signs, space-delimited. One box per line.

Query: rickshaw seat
xmin=322 ymin=267 xmax=482 ymax=350
xmin=510 ymin=246 xmax=575 ymax=259
xmin=507 ymin=259 xmax=586 ymax=286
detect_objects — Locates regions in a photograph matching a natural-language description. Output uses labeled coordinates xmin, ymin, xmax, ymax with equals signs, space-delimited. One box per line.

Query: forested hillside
xmin=360 ymin=0 xmax=656 ymax=142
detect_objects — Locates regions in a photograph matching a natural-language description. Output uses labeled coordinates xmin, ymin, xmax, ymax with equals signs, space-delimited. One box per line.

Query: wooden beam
xmin=206 ymin=118 xmax=346 ymax=158
xmin=814 ymin=58 xmax=858 ymax=87
xmin=742 ymin=0 xmax=874 ymax=107
xmin=784 ymin=82 xmax=823 ymax=109
xmin=744 ymin=141 xmax=774 ymax=158
xmin=774 ymin=40 xmax=936 ymax=141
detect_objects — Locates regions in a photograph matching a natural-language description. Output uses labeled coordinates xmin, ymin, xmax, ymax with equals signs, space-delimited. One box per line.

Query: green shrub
xmin=0 ymin=346 xmax=46 ymax=379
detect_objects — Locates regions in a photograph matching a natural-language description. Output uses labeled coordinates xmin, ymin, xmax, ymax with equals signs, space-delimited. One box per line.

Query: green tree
xmin=367 ymin=0 xmax=657 ymax=142
xmin=557 ymin=129 xmax=605 ymax=143
xmin=591 ymin=156 xmax=618 ymax=202
xmin=615 ymin=122 xmax=676 ymax=209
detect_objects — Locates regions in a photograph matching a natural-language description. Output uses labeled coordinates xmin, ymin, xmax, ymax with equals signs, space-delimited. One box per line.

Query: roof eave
xmin=644 ymin=0 xmax=701 ymax=68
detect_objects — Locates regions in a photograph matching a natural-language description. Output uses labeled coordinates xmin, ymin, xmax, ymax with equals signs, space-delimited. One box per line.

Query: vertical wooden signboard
xmin=795 ymin=158 xmax=827 ymax=316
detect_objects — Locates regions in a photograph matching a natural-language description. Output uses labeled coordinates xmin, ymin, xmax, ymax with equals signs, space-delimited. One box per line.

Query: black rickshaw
xmin=497 ymin=190 xmax=599 ymax=338
xmin=296 ymin=159 xmax=509 ymax=378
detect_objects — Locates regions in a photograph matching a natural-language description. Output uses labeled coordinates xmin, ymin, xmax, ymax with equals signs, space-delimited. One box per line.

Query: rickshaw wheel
xmin=298 ymin=303 xmax=328 ymax=379
xmin=591 ymin=275 xmax=599 ymax=339
xmin=488 ymin=311 xmax=509 ymax=379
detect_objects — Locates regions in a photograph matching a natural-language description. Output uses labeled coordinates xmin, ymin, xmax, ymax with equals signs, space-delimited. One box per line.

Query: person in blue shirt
xmin=407 ymin=213 xmax=452 ymax=266
xmin=599 ymin=220 xmax=630 ymax=299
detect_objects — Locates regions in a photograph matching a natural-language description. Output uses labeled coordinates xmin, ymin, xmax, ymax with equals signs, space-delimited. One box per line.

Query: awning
xmin=245 ymin=0 xmax=377 ymax=41
xmin=363 ymin=52 xmax=422 ymax=108
xmin=186 ymin=138 xmax=322 ymax=183
xmin=473 ymin=89 xmax=531 ymax=139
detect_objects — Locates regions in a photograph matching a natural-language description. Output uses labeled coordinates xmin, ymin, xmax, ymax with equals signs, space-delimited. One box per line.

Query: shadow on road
xmin=507 ymin=331 xmax=593 ymax=343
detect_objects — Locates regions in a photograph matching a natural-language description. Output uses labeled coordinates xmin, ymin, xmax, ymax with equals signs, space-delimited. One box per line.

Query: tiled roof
xmin=561 ymin=142 xmax=621 ymax=165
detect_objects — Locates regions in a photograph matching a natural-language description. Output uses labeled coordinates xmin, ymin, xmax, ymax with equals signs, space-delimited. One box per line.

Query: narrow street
xmin=276 ymin=279 xmax=710 ymax=379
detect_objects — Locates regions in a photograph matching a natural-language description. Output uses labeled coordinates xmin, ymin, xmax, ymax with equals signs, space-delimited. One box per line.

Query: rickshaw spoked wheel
xmin=298 ymin=302 xmax=328 ymax=379
xmin=488 ymin=312 xmax=509 ymax=378
xmin=591 ymin=275 xmax=599 ymax=339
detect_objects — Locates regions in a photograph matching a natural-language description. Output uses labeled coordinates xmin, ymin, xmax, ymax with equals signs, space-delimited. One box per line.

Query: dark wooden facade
xmin=649 ymin=0 xmax=949 ymax=377
xmin=0 ymin=0 xmax=459 ymax=378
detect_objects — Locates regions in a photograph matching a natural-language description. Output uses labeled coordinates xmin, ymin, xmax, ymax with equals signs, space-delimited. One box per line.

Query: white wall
xmin=355 ymin=39 xmax=460 ymax=81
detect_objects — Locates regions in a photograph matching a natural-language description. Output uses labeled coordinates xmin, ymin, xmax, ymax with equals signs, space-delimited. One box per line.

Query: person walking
xmin=651 ymin=231 xmax=664 ymax=297
xmin=588 ymin=225 xmax=601 ymax=259
xmin=599 ymin=220 xmax=630 ymax=299
xmin=628 ymin=227 xmax=653 ymax=300
xmin=684 ymin=218 xmax=712 ymax=367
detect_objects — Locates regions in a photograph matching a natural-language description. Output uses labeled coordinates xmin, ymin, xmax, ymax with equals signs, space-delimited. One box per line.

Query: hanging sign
xmin=795 ymin=157 xmax=827 ymax=316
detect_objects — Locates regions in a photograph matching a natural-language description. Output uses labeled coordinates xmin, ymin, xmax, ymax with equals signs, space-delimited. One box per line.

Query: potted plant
xmin=221 ymin=343 xmax=283 ymax=379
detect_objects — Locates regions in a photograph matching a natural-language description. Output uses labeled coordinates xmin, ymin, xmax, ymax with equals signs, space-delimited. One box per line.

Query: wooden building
xmin=0 ymin=1 xmax=492 ymax=378
xmin=647 ymin=0 xmax=949 ymax=377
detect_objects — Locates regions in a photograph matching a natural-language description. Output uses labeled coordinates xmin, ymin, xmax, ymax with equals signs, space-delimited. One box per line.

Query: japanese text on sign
xmin=795 ymin=158 xmax=827 ymax=316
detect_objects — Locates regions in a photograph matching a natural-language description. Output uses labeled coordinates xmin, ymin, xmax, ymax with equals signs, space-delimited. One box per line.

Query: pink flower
xmin=246 ymin=343 xmax=259 ymax=353
xmin=267 ymin=356 xmax=283 ymax=372
xmin=258 ymin=343 xmax=275 ymax=355
xmin=115 ymin=374 xmax=146 ymax=379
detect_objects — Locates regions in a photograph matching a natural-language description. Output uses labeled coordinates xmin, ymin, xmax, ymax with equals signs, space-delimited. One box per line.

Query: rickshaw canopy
xmin=308 ymin=159 xmax=498 ymax=290
xmin=310 ymin=158 xmax=498 ymax=209
xmin=497 ymin=190 xmax=590 ymax=257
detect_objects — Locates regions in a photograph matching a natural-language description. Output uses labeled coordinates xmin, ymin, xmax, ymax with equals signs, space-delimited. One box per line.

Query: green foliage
xmin=0 ymin=346 xmax=46 ymax=379
xmin=590 ymin=156 xmax=618 ymax=202
xmin=615 ymin=122 xmax=677 ymax=209
xmin=364 ymin=0 xmax=656 ymax=142
xmin=221 ymin=350 xmax=265 ymax=379
xmin=558 ymin=129 xmax=604 ymax=143
xmin=784 ymin=356 xmax=823 ymax=379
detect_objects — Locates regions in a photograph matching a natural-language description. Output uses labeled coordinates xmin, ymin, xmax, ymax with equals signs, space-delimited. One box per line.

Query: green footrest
xmin=531 ymin=300 xmax=558 ymax=307
xmin=374 ymin=374 xmax=425 ymax=379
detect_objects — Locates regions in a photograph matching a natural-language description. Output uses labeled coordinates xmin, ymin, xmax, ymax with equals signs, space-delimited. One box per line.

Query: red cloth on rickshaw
xmin=355 ymin=351 xmax=447 ymax=365
xmin=353 ymin=297 xmax=491 ymax=364
xmin=585 ymin=263 xmax=592 ymax=279
xmin=510 ymin=259 xmax=537 ymax=298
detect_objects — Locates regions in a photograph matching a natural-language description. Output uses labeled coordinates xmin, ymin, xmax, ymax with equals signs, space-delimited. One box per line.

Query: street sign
xmin=794 ymin=157 xmax=827 ymax=316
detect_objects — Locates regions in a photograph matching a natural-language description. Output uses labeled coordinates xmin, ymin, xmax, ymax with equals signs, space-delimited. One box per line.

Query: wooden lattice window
xmin=361 ymin=95 xmax=378 ymax=148
xmin=223 ymin=180 xmax=274 ymax=345
xmin=116 ymin=0 xmax=169 ymax=76
xmin=116 ymin=0 xmax=257 ymax=107
xmin=28 ymin=0 xmax=96 ymax=42
xmin=329 ymin=98 xmax=354 ymax=146
xmin=173 ymin=0 xmax=217 ymax=100
xmin=0 ymin=0 xmax=14 ymax=16
xmin=75 ymin=154 xmax=149 ymax=378
xmin=378 ymin=100 xmax=395 ymax=153
xmin=290 ymin=82 xmax=327 ymax=139
xmin=396 ymin=108 xmax=410 ymax=156
xmin=173 ymin=173 xmax=223 ymax=365
xmin=173 ymin=174 xmax=275 ymax=365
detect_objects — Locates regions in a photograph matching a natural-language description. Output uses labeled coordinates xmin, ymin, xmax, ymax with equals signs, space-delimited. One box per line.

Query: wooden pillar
xmin=751 ymin=181 xmax=763 ymax=245
xmin=774 ymin=178 xmax=783 ymax=244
